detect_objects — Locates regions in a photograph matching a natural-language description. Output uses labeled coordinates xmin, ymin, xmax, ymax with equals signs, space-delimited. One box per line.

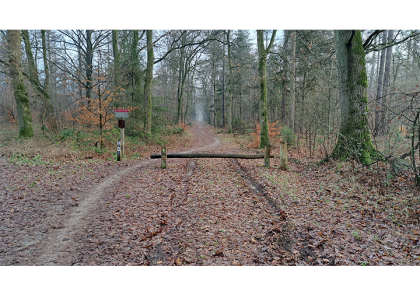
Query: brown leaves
xmin=248 ymin=121 xmax=282 ymax=149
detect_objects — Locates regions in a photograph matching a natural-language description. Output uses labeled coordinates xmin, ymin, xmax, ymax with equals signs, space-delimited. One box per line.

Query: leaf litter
xmin=1 ymin=123 xmax=419 ymax=266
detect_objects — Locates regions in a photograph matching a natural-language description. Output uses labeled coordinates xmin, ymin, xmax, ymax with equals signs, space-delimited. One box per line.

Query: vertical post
xmin=161 ymin=146 xmax=167 ymax=169
xmin=264 ymin=144 xmax=271 ymax=168
xmin=117 ymin=139 xmax=121 ymax=161
xmin=279 ymin=141 xmax=288 ymax=170
xmin=121 ymin=124 xmax=125 ymax=157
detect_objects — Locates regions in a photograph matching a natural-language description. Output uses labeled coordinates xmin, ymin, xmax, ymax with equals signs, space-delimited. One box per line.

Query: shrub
xmin=281 ymin=125 xmax=296 ymax=146
xmin=233 ymin=117 xmax=246 ymax=134
xmin=58 ymin=128 xmax=76 ymax=141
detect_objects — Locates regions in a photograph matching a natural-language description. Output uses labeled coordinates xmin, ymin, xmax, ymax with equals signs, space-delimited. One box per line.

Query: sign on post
xmin=114 ymin=109 xmax=129 ymax=118
xmin=114 ymin=109 xmax=129 ymax=159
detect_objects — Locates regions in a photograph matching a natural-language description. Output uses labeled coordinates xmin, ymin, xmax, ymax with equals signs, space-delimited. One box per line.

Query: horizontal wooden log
xmin=150 ymin=153 xmax=274 ymax=159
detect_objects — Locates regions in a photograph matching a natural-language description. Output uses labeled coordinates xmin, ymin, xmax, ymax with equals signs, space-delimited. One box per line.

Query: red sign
xmin=114 ymin=109 xmax=129 ymax=112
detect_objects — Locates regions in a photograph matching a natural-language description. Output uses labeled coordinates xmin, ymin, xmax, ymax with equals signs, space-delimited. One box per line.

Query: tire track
xmin=35 ymin=123 xmax=220 ymax=265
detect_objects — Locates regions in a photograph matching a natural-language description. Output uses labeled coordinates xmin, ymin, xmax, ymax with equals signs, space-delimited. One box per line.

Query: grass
xmin=0 ymin=124 xmax=195 ymax=164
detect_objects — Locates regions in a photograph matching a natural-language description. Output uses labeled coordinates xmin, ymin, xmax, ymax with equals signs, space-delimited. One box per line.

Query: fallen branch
xmin=151 ymin=153 xmax=274 ymax=159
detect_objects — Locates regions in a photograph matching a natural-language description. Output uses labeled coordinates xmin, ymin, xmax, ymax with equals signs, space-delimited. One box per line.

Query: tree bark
xmin=279 ymin=141 xmax=288 ymax=170
xmin=144 ymin=30 xmax=154 ymax=135
xmin=8 ymin=30 xmax=34 ymax=138
xmin=380 ymin=30 xmax=393 ymax=136
xmin=227 ymin=30 xmax=233 ymax=133
xmin=332 ymin=30 xmax=375 ymax=165
xmin=177 ymin=33 xmax=186 ymax=124
xmin=290 ymin=30 xmax=296 ymax=131
xmin=21 ymin=30 xmax=58 ymax=133
xmin=112 ymin=30 xmax=120 ymax=95
xmin=374 ymin=31 xmax=387 ymax=136
xmin=368 ymin=38 xmax=377 ymax=98
xmin=257 ymin=30 xmax=276 ymax=148
xmin=85 ymin=30 xmax=93 ymax=110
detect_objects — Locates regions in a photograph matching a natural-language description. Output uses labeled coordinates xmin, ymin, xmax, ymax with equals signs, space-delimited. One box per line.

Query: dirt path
xmin=67 ymin=125 xmax=292 ymax=266
xmin=35 ymin=123 xmax=220 ymax=265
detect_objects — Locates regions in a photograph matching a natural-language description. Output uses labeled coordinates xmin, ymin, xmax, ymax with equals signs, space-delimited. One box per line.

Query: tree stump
xmin=161 ymin=146 xmax=167 ymax=169
xmin=279 ymin=141 xmax=288 ymax=170
xmin=264 ymin=144 xmax=271 ymax=168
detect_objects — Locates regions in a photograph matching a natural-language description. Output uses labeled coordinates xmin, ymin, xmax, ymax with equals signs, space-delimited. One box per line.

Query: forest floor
xmin=1 ymin=122 xmax=420 ymax=266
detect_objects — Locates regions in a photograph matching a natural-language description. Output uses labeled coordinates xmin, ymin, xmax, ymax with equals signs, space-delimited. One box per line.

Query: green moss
xmin=352 ymin=31 xmax=365 ymax=55
xmin=357 ymin=68 xmax=368 ymax=87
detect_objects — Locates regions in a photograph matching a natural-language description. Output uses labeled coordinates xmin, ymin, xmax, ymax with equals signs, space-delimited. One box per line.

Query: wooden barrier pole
xmin=264 ymin=144 xmax=271 ymax=168
xmin=279 ymin=141 xmax=288 ymax=170
xmin=161 ymin=146 xmax=167 ymax=169
xmin=150 ymin=153 xmax=275 ymax=159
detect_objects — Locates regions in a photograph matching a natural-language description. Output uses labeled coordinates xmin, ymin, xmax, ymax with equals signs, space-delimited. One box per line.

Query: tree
xmin=227 ymin=30 xmax=233 ymax=133
xmin=332 ymin=30 xmax=375 ymax=165
xmin=111 ymin=30 xmax=121 ymax=95
xmin=374 ymin=31 xmax=386 ymax=136
xmin=21 ymin=30 xmax=58 ymax=133
xmin=144 ymin=30 xmax=154 ymax=135
xmin=380 ymin=30 xmax=394 ymax=135
xmin=257 ymin=30 xmax=276 ymax=148
xmin=7 ymin=30 xmax=33 ymax=138
xmin=289 ymin=30 xmax=296 ymax=131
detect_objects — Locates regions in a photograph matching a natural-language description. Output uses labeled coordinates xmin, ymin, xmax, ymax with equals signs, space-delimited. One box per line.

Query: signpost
xmin=115 ymin=109 xmax=129 ymax=161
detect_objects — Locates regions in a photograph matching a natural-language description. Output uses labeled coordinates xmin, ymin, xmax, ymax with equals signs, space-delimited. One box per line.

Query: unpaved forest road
xmin=1 ymin=123 xmax=295 ymax=266
xmin=34 ymin=123 xmax=223 ymax=265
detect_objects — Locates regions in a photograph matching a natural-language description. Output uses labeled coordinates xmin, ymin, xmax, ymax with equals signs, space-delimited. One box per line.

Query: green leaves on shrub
xmin=281 ymin=125 xmax=296 ymax=146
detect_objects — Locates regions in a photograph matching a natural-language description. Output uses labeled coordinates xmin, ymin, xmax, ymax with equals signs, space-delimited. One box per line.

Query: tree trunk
xmin=131 ymin=30 xmax=143 ymax=127
xmin=368 ymin=38 xmax=377 ymax=98
xmin=332 ymin=30 xmax=375 ymax=165
xmin=85 ymin=30 xmax=93 ymax=110
xmin=281 ymin=30 xmax=289 ymax=126
xmin=8 ymin=30 xmax=34 ymax=138
xmin=257 ymin=30 xmax=276 ymax=148
xmin=222 ymin=42 xmax=225 ymax=129
xmin=177 ymin=33 xmax=186 ymax=124
xmin=112 ymin=30 xmax=121 ymax=95
xmin=290 ymin=30 xmax=296 ymax=131
xmin=227 ymin=30 xmax=233 ymax=133
xmin=380 ymin=30 xmax=393 ymax=136
xmin=144 ymin=30 xmax=154 ymax=135
xmin=374 ymin=31 xmax=387 ymax=136
xmin=21 ymin=30 xmax=58 ymax=133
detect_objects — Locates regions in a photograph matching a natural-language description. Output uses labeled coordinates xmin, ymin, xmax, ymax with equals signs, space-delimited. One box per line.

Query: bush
xmin=233 ymin=117 xmax=246 ymax=134
xmin=58 ymin=128 xmax=76 ymax=141
xmin=281 ymin=125 xmax=296 ymax=146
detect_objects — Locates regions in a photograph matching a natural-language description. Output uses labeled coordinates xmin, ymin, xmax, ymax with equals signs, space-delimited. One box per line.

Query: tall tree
xmin=374 ymin=31 xmax=387 ymax=136
xmin=8 ymin=30 xmax=33 ymax=138
xmin=289 ymin=30 xmax=296 ymax=131
xmin=257 ymin=30 xmax=277 ymax=148
xmin=85 ymin=30 xmax=93 ymax=109
xmin=227 ymin=30 xmax=233 ymax=133
xmin=21 ymin=30 xmax=58 ymax=133
xmin=332 ymin=30 xmax=375 ymax=165
xmin=380 ymin=30 xmax=394 ymax=136
xmin=144 ymin=30 xmax=154 ymax=135
xmin=111 ymin=30 xmax=121 ymax=95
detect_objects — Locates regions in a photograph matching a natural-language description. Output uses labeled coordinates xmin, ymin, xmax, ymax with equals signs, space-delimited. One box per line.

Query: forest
xmin=0 ymin=29 xmax=420 ymax=268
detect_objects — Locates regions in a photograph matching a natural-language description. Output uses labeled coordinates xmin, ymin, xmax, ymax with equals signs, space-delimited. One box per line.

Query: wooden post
xmin=117 ymin=139 xmax=121 ymax=161
xmin=264 ymin=144 xmax=271 ymax=168
xmin=279 ymin=141 xmax=288 ymax=170
xmin=161 ymin=146 xmax=167 ymax=169
xmin=121 ymin=126 xmax=124 ymax=156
